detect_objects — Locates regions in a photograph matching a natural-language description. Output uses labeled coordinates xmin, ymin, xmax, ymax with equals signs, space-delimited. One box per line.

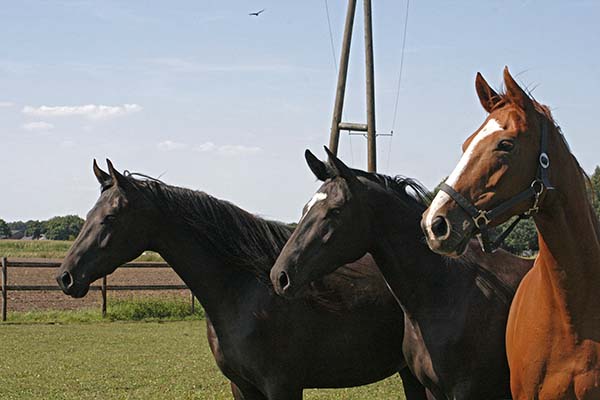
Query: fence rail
xmin=1 ymin=257 xmax=196 ymax=321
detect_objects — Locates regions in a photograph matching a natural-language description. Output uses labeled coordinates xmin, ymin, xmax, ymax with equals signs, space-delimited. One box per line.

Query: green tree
xmin=0 ymin=218 xmax=10 ymax=238
xmin=7 ymin=220 xmax=26 ymax=233
xmin=501 ymin=218 xmax=538 ymax=256
xmin=45 ymin=215 xmax=84 ymax=240
xmin=24 ymin=220 xmax=45 ymax=239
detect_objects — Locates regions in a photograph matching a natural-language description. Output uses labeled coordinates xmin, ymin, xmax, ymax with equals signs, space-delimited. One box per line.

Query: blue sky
xmin=1 ymin=0 xmax=598 ymax=222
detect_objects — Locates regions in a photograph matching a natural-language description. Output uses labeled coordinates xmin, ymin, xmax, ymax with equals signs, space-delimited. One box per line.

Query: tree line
xmin=0 ymin=215 xmax=84 ymax=241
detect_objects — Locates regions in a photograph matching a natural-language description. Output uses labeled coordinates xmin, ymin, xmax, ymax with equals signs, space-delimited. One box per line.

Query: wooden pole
xmin=2 ymin=257 xmax=7 ymax=322
xmin=101 ymin=276 xmax=107 ymax=318
xmin=363 ymin=0 xmax=377 ymax=172
xmin=328 ymin=0 xmax=358 ymax=155
xmin=190 ymin=290 xmax=195 ymax=314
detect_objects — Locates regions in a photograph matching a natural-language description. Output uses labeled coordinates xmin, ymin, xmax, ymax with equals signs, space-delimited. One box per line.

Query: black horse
xmin=56 ymin=160 xmax=426 ymax=400
xmin=270 ymin=149 xmax=533 ymax=400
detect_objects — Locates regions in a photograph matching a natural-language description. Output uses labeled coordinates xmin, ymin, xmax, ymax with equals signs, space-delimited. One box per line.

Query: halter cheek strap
xmin=439 ymin=122 xmax=552 ymax=253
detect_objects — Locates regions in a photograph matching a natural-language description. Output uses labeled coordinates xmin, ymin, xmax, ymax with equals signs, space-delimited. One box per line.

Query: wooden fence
xmin=1 ymin=257 xmax=196 ymax=321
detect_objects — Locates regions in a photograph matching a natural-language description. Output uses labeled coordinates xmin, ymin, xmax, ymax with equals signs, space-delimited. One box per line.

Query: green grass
xmin=0 ymin=239 xmax=164 ymax=261
xmin=0 ymin=239 xmax=74 ymax=259
xmin=0 ymin=321 xmax=405 ymax=400
xmin=6 ymin=298 xmax=203 ymax=324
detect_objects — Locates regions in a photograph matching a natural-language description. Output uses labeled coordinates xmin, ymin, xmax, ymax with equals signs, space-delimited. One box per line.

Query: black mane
xmin=127 ymin=176 xmax=293 ymax=282
xmin=352 ymin=169 xmax=433 ymax=213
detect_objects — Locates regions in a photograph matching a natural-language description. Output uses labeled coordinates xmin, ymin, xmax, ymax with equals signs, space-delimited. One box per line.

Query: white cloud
xmin=22 ymin=104 xmax=142 ymax=120
xmin=194 ymin=141 xmax=216 ymax=152
xmin=22 ymin=121 xmax=54 ymax=131
xmin=157 ymin=140 xmax=187 ymax=151
xmin=194 ymin=142 xmax=262 ymax=156
xmin=0 ymin=101 xmax=14 ymax=107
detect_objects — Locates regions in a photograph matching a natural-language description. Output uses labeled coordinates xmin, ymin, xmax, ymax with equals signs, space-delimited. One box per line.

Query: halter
xmin=439 ymin=121 xmax=553 ymax=253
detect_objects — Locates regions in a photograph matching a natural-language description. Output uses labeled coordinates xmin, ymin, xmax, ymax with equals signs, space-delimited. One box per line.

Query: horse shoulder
xmin=507 ymin=261 xmax=600 ymax=399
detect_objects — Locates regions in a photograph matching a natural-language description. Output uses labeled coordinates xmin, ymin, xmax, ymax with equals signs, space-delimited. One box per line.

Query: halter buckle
xmin=526 ymin=180 xmax=544 ymax=216
xmin=531 ymin=179 xmax=545 ymax=195
xmin=539 ymin=153 xmax=550 ymax=169
xmin=473 ymin=210 xmax=491 ymax=229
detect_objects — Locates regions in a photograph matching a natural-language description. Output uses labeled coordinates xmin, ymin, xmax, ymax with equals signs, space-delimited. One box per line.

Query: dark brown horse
xmin=56 ymin=160 xmax=427 ymax=400
xmin=422 ymin=68 xmax=600 ymax=399
xmin=270 ymin=149 xmax=532 ymax=399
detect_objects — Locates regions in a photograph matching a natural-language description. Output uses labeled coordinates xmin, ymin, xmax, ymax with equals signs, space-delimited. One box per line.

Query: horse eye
xmin=102 ymin=215 xmax=116 ymax=224
xmin=496 ymin=139 xmax=514 ymax=152
xmin=328 ymin=208 xmax=341 ymax=217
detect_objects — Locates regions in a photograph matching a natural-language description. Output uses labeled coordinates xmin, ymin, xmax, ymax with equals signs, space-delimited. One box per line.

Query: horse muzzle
xmin=56 ymin=271 xmax=90 ymax=298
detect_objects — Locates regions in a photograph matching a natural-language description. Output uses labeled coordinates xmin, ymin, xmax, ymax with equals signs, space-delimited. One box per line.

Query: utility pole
xmin=328 ymin=0 xmax=357 ymax=157
xmin=363 ymin=0 xmax=376 ymax=172
xmin=328 ymin=0 xmax=377 ymax=172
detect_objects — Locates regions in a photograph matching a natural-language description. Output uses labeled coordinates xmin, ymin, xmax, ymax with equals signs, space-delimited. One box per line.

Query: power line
xmin=323 ymin=0 xmax=338 ymax=73
xmin=386 ymin=0 xmax=410 ymax=172
xmin=390 ymin=0 xmax=410 ymax=130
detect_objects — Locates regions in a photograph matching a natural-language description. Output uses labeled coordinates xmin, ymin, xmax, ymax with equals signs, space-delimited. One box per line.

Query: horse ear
xmin=93 ymin=159 xmax=112 ymax=189
xmin=323 ymin=147 xmax=360 ymax=186
xmin=305 ymin=149 xmax=334 ymax=181
xmin=106 ymin=159 xmax=130 ymax=189
xmin=503 ymin=67 xmax=534 ymax=112
xmin=475 ymin=72 xmax=501 ymax=113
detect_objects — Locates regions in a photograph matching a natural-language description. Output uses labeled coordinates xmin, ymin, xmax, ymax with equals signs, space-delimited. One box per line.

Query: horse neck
xmin=367 ymin=191 xmax=467 ymax=316
xmin=148 ymin=203 xmax=272 ymax=326
xmin=533 ymin=129 xmax=600 ymax=322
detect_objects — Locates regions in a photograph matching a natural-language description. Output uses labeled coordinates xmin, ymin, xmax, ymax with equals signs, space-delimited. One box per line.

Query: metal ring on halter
xmin=530 ymin=179 xmax=545 ymax=196
xmin=539 ymin=153 xmax=550 ymax=169
xmin=473 ymin=211 xmax=491 ymax=229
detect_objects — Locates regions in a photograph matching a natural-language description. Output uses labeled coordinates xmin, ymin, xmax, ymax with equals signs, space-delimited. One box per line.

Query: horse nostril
xmin=431 ymin=216 xmax=450 ymax=239
xmin=60 ymin=271 xmax=73 ymax=289
xmin=279 ymin=271 xmax=290 ymax=291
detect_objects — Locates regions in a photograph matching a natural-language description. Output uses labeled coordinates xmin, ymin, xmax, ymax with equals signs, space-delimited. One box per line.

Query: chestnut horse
xmin=422 ymin=68 xmax=600 ymax=399
xmin=271 ymin=149 xmax=532 ymax=399
xmin=56 ymin=160 xmax=426 ymax=400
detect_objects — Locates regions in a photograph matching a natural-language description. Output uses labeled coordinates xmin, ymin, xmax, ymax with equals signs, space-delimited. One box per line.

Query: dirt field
xmin=4 ymin=258 xmax=190 ymax=312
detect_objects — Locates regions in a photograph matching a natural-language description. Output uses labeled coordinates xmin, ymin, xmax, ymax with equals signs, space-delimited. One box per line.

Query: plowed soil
xmin=3 ymin=258 xmax=190 ymax=312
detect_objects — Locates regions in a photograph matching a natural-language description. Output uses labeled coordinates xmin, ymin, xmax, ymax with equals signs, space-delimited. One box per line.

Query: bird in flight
xmin=248 ymin=9 xmax=265 ymax=16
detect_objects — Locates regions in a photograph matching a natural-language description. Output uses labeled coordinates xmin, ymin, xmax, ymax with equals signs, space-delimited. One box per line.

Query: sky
xmin=1 ymin=0 xmax=599 ymax=223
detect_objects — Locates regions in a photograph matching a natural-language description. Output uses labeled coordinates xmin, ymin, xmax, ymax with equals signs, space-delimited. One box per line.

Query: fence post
xmin=2 ymin=257 xmax=7 ymax=322
xmin=190 ymin=290 xmax=195 ymax=314
xmin=101 ymin=276 xmax=107 ymax=318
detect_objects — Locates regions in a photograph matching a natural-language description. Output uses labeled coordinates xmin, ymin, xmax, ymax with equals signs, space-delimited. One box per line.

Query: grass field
xmin=0 ymin=320 xmax=404 ymax=400
xmin=5 ymin=298 xmax=204 ymax=323
xmin=0 ymin=239 xmax=163 ymax=261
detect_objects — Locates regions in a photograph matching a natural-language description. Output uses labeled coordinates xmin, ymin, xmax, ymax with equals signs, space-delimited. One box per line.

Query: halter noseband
xmin=439 ymin=121 xmax=553 ymax=253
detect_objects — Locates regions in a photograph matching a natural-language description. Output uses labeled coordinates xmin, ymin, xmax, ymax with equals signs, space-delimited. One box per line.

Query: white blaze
xmin=302 ymin=192 xmax=327 ymax=219
xmin=425 ymin=118 xmax=504 ymax=234
xmin=445 ymin=118 xmax=503 ymax=186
